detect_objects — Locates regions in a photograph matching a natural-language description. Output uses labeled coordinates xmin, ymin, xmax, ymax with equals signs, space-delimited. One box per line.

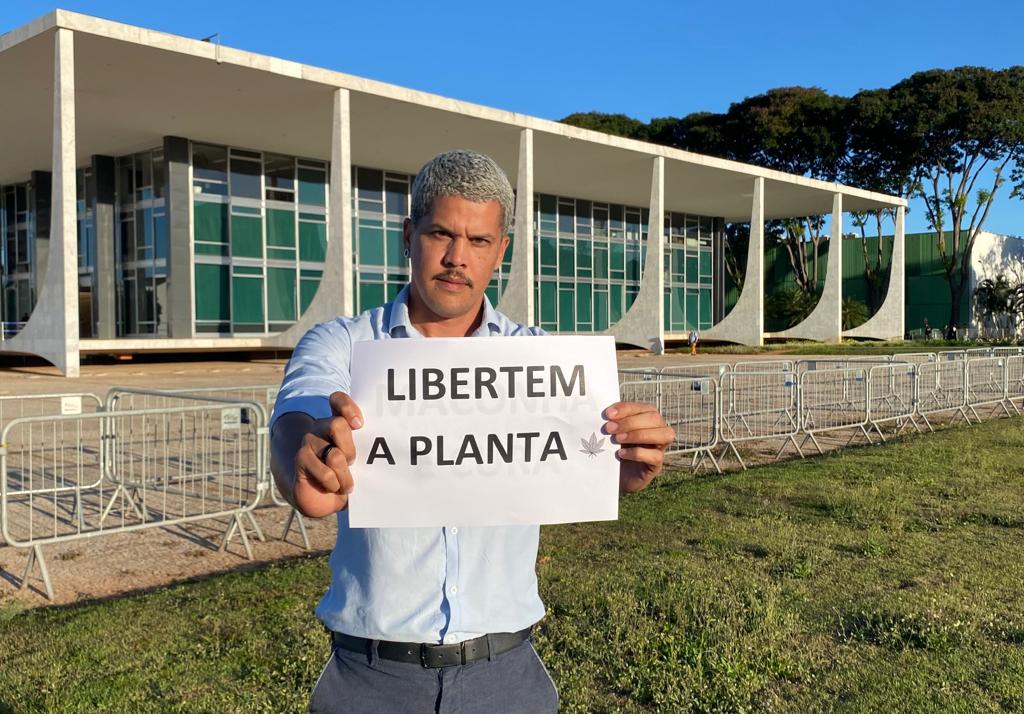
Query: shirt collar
xmin=386 ymin=283 xmax=501 ymax=338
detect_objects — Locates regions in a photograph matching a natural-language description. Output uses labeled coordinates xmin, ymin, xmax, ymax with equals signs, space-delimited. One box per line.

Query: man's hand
xmin=270 ymin=392 xmax=364 ymax=518
xmin=603 ymin=401 xmax=675 ymax=494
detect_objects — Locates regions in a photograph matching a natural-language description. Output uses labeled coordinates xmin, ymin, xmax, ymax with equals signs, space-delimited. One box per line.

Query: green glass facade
xmin=2 ymin=142 xmax=723 ymax=344
xmin=76 ymin=167 xmax=96 ymax=336
xmin=533 ymin=194 xmax=648 ymax=332
xmin=663 ymin=212 xmax=714 ymax=332
xmin=0 ymin=182 xmax=34 ymax=332
xmin=192 ymin=142 xmax=328 ymax=334
xmin=116 ymin=149 xmax=168 ymax=336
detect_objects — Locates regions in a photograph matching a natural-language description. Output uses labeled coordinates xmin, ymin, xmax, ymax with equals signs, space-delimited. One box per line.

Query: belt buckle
xmin=420 ymin=642 xmax=465 ymax=668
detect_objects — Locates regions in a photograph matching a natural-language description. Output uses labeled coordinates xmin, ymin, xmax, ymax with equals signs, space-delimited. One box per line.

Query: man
xmin=270 ymin=150 xmax=674 ymax=713
xmin=688 ymin=328 xmax=700 ymax=356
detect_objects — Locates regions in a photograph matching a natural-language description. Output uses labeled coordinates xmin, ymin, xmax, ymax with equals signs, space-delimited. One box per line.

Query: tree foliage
xmin=559 ymin=67 xmax=1024 ymax=332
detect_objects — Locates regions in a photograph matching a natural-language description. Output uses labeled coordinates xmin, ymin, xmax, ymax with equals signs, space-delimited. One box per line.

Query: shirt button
xmin=449 ymin=527 xmax=458 ymax=535
xmin=449 ymin=586 xmax=458 ymax=596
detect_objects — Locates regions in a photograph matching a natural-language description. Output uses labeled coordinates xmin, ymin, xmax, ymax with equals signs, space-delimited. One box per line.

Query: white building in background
xmin=970 ymin=232 xmax=1024 ymax=339
xmin=0 ymin=10 xmax=906 ymax=376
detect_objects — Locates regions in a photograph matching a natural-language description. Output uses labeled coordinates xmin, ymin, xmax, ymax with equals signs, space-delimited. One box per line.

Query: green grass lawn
xmin=2 ymin=417 xmax=1024 ymax=712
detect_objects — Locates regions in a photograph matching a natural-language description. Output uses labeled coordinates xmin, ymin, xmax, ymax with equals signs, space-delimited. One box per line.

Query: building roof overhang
xmin=0 ymin=10 xmax=905 ymax=220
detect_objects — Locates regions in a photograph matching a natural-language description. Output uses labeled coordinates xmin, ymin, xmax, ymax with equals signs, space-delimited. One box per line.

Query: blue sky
xmin=5 ymin=0 xmax=1024 ymax=235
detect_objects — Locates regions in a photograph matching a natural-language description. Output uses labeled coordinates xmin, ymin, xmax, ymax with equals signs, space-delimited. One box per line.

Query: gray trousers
xmin=308 ymin=637 xmax=559 ymax=713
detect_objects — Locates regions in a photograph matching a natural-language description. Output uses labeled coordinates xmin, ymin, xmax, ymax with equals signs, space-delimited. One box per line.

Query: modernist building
xmin=0 ymin=11 xmax=906 ymax=376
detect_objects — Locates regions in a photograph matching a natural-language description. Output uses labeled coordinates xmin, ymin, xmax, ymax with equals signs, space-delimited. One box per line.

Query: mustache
xmin=433 ymin=271 xmax=474 ymax=288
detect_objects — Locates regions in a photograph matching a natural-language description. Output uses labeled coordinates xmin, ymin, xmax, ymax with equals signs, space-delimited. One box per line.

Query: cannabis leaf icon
xmin=579 ymin=432 xmax=606 ymax=458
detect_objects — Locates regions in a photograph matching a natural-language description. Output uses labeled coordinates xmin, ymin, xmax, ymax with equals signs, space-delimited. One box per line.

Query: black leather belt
xmin=331 ymin=627 xmax=532 ymax=668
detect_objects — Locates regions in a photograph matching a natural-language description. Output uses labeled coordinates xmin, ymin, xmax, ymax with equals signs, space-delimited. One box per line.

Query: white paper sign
xmin=220 ymin=407 xmax=242 ymax=430
xmin=60 ymin=396 xmax=82 ymax=416
xmin=348 ymin=336 xmax=621 ymax=528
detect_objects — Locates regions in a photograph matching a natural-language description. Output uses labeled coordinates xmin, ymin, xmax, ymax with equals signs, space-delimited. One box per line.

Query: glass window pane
xmin=610 ymin=283 xmax=624 ymax=324
xmin=264 ymin=154 xmax=295 ymax=192
xmin=193 ymin=201 xmax=228 ymax=243
xmin=673 ymin=288 xmax=686 ymax=330
xmin=267 ymin=208 xmax=296 ymax=247
xmin=195 ymin=263 xmax=230 ymax=321
xmin=686 ymin=255 xmax=699 ymax=282
xmin=540 ymin=280 xmax=556 ymax=323
xmin=594 ymin=289 xmax=609 ymax=331
xmin=686 ymin=291 xmax=699 ymax=329
xmin=267 ymin=267 xmax=297 ymax=322
xmin=558 ymin=288 xmax=574 ymax=332
xmin=359 ymin=225 xmax=385 ymax=265
xmin=576 ymin=283 xmax=592 ymax=325
xmin=299 ymin=221 xmax=327 ymax=262
xmin=231 ymin=214 xmax=263 ymax=258
xmin=699 ymin=288 xmax=712 ymax=327
xmin=193 ymin=143 xmax=227 ymax=184
xmin=230 ymin=157 xmax=261 ymax=199
xmin=300 ymin=275 xmax=321 ymax=314
xmin=232 ymin=275 xmax=264 ymax=325
xmin=386 ymin=228 xmax=405 ymax=268
xmin=558 ymin=239 xmax=574 ymax=278
xmin=385 ymin=180 xmax=407 ymax=217
xmin=298 ymin=167 xmax=326 ymax=206
xmin=359 ymin=282 xmax=385 ymax=311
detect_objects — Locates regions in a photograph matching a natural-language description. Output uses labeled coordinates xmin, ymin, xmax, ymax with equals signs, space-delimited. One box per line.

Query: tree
xmin=884 ymin=67 xmax=1024 ymax=338
xmin=559 ymin=112 xmax=648 ymax=140
xmin=714 ymin=88 xmax=849 ymax=296
xmin=843 ymin=88 xmax=920 ymax=318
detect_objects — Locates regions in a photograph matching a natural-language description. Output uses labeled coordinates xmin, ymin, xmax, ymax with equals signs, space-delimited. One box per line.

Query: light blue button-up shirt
xmin=271 ymin=285 xmax=547 ymax=644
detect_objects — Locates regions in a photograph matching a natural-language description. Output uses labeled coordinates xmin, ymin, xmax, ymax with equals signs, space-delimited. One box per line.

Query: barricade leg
xmin=220 ymin=512 xmax=256 ymax=560
xmin=281 ymin=508 xmax=311 ymax=550
xmin=244 ymin=511 xmax=266 ymax=543
xmin=20 ymin=544 xmax=55 ymax=601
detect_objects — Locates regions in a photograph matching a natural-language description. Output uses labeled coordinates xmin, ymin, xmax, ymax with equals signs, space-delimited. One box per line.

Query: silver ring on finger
xmin=319 ymin=443 xmax=337 ymax=463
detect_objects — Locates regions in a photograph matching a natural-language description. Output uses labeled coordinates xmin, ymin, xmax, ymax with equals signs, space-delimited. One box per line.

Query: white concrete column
xmin=0 ymin=28 xmax=80 ymax=375
xmin=701 ymin=177 xmax=764 ymax=346
xmin=608 ymin=156 xmax=665 ymax=352
xmin=267 ymin=88 xmax=352 ymax=347
xmin=331 ymin=88 xmax=355 ymax=319
xmin=844 ymin=204 xmax=906 ymax=340
xmin=496 ymin=128 xmax=534 ymax=325
xmin=775 ymin=192 xmax=844 ymax=343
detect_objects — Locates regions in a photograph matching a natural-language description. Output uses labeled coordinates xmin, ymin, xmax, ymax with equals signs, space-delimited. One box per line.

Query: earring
xmin=403 ymin=248 xmax=410 ymax=258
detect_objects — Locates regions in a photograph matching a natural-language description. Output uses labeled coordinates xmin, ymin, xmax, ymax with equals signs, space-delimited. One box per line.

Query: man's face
xmin=403 ymin=195 xmax=509 ymax=324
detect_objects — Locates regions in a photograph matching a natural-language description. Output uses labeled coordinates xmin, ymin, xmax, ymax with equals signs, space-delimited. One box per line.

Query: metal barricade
xmin=798 ymin=367 xmax=871 ymax=453
xmin=866 ymin=363 xmax=918 ymax=440
xmin=795 ymin=357 xmax=893 ymax=375
xmin=658 ymin=377 xmax=720 ymax=472
xmin=0 ymin=392 xmax=104 ymax=430
xmin=105 ymin=384 xmax=310 ymax=549
xmin=1006 ymin=355 xmax=1024 ymax=414
xmin=0 ymin=393 xmax=104 ymax=547
xmin=661 ymin=363 xmax=731 ymax=384
xmin=0 ymin=401 xmax=266 ymax=600
xmin=731 ymin=359 xmax=795 ymax=374
xmin=619 ymin=377 xmax=720 ymax=473
xmin=915 ymin=360 xmax=968 ymax=430
xmin=718 ymin=370 xmax=801 ymax=469
xmin=991 ymin=346 xmax=1024 ymax=358
xmin=892 ymin=352 xmax=937 ymax=365
xmin=937 ymin=350 xmax=967 ymax=362
xmin=617 ymin=368 xmax=661 ymax=384
xmin=965 ymin=357 xmax=1010 ymax=421
xmin=104 ymin=388 xmax=271 ymax=551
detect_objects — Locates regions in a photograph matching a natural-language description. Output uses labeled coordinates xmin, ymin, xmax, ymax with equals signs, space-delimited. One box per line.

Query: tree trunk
xmin=947 ymin=281 xmax=964 ymax=340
